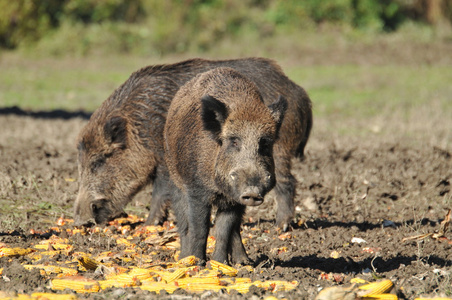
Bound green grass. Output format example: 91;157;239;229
1;52;451;121
286;64;452;118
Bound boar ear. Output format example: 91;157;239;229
201;95;228;141
268;95;288;134
104;116;127;148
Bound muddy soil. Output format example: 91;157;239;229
0;63;451;299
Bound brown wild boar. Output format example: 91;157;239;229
74;58;312;230
164;67;288;264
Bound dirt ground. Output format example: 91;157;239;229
0;52;451;298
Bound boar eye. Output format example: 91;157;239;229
259;137;273;156
90;156;106;173
228;137;241;149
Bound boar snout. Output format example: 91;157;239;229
239;186;264;206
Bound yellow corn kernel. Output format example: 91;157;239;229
116;238;133;246
362;294;398;300
175;277;220;288
31;292;77;300
99;273;141;289
0;247;34;257
140;282;179;294
51;277;100;293
23;264;63;275
128;268;153;280
208;260;238;277
77;256;99;271
359;280;394;295
161;268;187;283
59;267;79;276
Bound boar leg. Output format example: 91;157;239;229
170;187;191;259
145;168;172;226
229;217;251;265
213;204;249;265
186;190;212;263
273;154;296;231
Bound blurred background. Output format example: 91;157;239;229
0;0;451;126
1;0;452;56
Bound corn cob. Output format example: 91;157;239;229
208;260;238;277
175;277;220;288
140;282;180;294
362;294;398;300
359;279;393;295
0;247;34;257
34;243;72;251
51;277;100;293
99;274;141;289
77;256;99;271
31;292;77;300
161;268;187;283
23;264;62;275
176;255;198;267
116;238;133;246
128;267;154;280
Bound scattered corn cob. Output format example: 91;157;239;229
0;247;34;257
176;255;198;267
175;277;220;288
208;260;238;277
361;294;398;300
128;267;154;280
359;279;394;295
98;273;141;289
23;264;62;275
161;268;187;283
51;277;100;293
77;256;99;271
140;282;180;294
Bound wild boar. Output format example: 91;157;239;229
164;67;287;264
